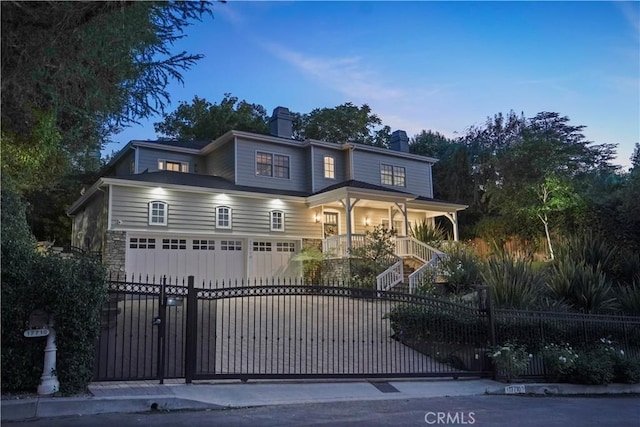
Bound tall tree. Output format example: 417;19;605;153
296;103;391;147
154;94;270;141
1;1;215;191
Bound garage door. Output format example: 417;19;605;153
250;240;300;279
126;236;245;284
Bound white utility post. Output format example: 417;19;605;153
37;320;59;395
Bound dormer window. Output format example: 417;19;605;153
324;156;335;179
256;151;290;179
380;164;405;187
158;159;188;172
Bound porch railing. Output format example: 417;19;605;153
322;234;367;257
394;237;443;263
408;252;447;294
376;256;403;292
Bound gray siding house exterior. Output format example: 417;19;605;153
69;107;466;284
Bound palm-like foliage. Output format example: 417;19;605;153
481;256;546;309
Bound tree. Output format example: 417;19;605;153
1;1;215;191
527;176;583;260
154;94;270;141
296;103;391;147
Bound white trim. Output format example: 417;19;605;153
148;201;168;226
323;155;336;179
310;145;316;192
215;206;232;229
107;184;113;230
270;210;285;232
255;149;291;180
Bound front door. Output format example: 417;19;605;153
324;212;339;238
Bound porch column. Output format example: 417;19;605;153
394;202;408;237
443;212;460;241
340;197;359;254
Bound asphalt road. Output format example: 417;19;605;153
7;395;640;427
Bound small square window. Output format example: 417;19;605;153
380;164;406;187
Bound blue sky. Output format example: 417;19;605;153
109;1;640;169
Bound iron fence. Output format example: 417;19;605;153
93;277;640;383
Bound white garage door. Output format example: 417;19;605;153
250;240;300;280
126;236;245;284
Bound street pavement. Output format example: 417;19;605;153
2;378;639;423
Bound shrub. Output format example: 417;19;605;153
410;219;446;245
569;347;615;385
541;343;579;382
1;185;107;394
438;243;482;294
488;342;532;381
547;262;618;313
616;282;640;316
481;255;545;309
348;225;396;288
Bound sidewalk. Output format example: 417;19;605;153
2;378;639;422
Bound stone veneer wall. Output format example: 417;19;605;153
104;230;126;279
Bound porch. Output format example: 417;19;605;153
322;234;446;294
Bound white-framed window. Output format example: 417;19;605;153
216;206;232;229
380;164;406;187
256;151;290;179
270;210;285;231
324;156;335;179
148;201;168;226
158;159;189;172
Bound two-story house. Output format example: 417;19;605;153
68;107;466;287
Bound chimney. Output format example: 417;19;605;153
269;106;293;139
390;130;409;153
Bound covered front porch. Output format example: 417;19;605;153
307;182;467;292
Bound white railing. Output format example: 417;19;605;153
394;237;444;263
376;256;403;292
322;234;367;258
408;252;448;294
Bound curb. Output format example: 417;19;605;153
485;383;640;396
1;396;224;422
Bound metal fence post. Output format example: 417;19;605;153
185;276;197;384
157;276;166;384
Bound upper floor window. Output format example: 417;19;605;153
216;206;232;229
256;151;290;179
148;201;168;226
158;159;188;172
380;164;406;187
270;210;284;231
324;156;335;179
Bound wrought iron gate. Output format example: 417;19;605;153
94;276;492;382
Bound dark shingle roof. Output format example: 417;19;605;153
132;139;211;150
312;180;414;196
113;171;309;197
